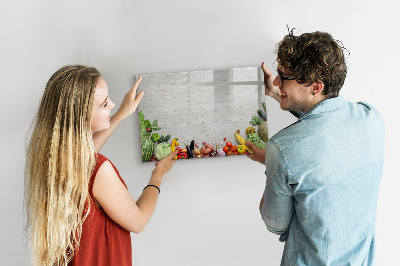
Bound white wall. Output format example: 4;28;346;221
1;0;399;265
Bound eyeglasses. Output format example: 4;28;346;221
277;70;297;86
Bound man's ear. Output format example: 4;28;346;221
312;82;324;96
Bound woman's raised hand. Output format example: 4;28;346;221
116;76;144;119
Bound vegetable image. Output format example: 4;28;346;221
246;133;266;149
258;121;268;143
187;141;194;158
177;152;188;159
215;142;226;156
171;138;179;160
139;111;152;141
151;133;161;142
152;120;161;131
141;138;154;162
257;108;267;121
246;127;256;135
159;134;171;143
237;145;246;155
234;130;254;154
249;108;268;143
262;101;267;113
139;111;155;162
250;115;262;126
154;142;172;160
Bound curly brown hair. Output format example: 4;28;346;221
277;30;348;98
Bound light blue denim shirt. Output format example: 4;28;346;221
260;96;385;266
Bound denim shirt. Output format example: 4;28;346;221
260;96;385;266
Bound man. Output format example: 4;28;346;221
246;31;385;265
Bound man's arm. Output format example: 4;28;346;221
259;140;294;240
93;77;144;152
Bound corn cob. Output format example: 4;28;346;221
234;130;254;153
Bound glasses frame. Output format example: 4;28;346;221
277;70;297;86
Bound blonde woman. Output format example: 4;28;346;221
25;65;178;266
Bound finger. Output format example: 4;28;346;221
168;150;179;159
245;141;256;150
134;90;144;103
261;62;272;76
130;76;143;94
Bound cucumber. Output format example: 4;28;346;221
158;134;165;143
163;134;171;143
258;108;267;121
141;138;154;162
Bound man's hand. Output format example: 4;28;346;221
245;141;266;165
262;62;281;103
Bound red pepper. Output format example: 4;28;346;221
178;152;187;159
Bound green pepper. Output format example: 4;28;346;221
151;133;161;142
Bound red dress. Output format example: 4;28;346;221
69;153;132;266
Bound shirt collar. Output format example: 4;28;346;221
298;95;350;121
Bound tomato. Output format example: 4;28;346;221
231;145;237;152
227;150;234;156
226;141;232;147
234;151;239;155
223;146;229;153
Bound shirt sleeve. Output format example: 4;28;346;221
260;139;294;241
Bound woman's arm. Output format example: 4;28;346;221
93;77;144;152
92;150;178;233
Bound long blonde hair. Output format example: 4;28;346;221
25;65;101;265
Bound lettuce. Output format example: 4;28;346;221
154;142;172;160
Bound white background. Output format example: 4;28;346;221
1;0;399;265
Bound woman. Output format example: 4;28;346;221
25;65;178;265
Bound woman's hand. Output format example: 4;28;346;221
262;62;281;103
92;77;144;152
152;150;179;178
115;76;144;120
245;141;266;165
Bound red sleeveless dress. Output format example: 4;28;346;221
69;153;132;266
